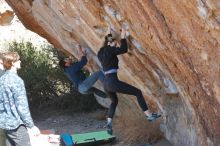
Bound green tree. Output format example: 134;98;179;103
8;41;68;107
7;41;101;111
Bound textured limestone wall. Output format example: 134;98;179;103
4;0;220;145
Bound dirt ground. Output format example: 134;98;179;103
34;109;172;146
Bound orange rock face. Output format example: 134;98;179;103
5;0;220;145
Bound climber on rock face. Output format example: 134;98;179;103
59;45;107;99
97;26;161;135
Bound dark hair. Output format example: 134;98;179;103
59;58;66;69
102;34;113;48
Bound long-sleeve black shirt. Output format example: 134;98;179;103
98;39;127;71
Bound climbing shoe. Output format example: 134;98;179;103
106;122;113;135
146;113;161;122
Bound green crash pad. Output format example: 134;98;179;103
72;130;116;146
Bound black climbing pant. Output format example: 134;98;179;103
104;73;148;118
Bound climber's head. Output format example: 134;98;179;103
59;57;72;69
103;34;116;47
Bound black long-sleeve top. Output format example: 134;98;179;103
98;39;127;72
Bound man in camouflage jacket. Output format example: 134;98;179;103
0;52;40;146
0;53;4;76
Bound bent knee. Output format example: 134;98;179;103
135;89;142;96
111;99;118;106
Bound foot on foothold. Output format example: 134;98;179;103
106;122;113;135
146;113;161;122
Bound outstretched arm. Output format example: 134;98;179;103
75;44;86;59
112;28;128;55
77;55;87;69
74;45;88;69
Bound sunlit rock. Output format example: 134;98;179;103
4;0;220;145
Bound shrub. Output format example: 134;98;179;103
7;41;101;111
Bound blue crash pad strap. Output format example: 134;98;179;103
61;133;73;146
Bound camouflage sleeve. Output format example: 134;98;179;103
12;78;34;128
